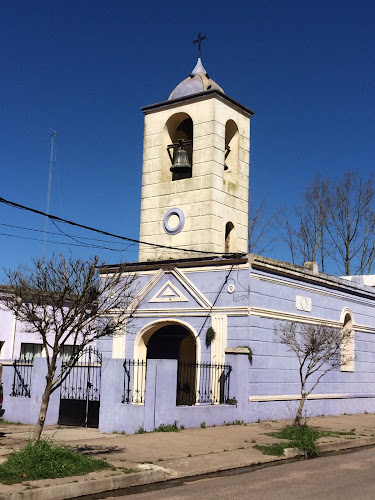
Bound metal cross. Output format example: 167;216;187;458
193;32;206;58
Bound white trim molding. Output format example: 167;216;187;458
249;393;375;402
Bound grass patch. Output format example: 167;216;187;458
262;424;356;458
254;443;290;456
266;425;319;457
0;439;111;485
154;421;180;433
0;419;22;426
318;429;356;438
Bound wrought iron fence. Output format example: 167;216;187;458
177;361;232;406
122;359;146;404
11;358;33;398
60;347;102;401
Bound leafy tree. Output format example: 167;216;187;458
274;321;353;426
1;254;137;441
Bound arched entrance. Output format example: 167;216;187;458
134;320;200;364
134;321;199;406
147;324;196;362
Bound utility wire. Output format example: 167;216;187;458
0;196;245;258
0;223;129;245
0;230;138;252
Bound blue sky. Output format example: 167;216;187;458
0;1;374;274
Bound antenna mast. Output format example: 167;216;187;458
43;129;56;258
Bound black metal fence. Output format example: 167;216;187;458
11;358;33;398
58;347;102;428
177;361;232;406
122;359;146;404
60;347;102;401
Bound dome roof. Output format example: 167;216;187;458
168;58;224;100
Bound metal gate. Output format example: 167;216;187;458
58;347;102;428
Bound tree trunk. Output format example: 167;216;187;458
33;374;54;441
294;390;307;426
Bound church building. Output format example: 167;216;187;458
2;46;375;432
95;52;375;432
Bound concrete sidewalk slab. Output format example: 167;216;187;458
0;413;375;499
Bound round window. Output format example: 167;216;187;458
163;208;185;235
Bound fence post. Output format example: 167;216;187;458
98;357;124;433
144;359;178;431
225;348;250;421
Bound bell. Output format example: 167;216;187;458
170;141;191;173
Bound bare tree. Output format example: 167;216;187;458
248;199;278;255
0;254;137;440
274;321;353;426
275;209;298;265
326;171;375;275
276;175;331;270
295;174;331;272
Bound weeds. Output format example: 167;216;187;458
254;443;289;457
0;438;111;485
135;426;147;434
258;424;357;459
154;421;180;433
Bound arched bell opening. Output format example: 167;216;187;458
163;112;193;181
225;221;236;253
224;119;239;186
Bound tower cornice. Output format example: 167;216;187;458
141;90;254;118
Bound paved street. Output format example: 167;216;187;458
106;448;375;499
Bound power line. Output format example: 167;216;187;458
0;223;129;245
0;230;138;252
0;196;245;257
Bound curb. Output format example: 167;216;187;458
0;469;168;500
1;437;375;500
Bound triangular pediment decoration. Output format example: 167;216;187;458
126;268;212;312
149;280;188;303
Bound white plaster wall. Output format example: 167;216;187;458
138;94;251;261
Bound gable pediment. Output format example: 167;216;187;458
129;268;212;311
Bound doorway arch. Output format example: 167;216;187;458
133;319;200;364
133;320;200;406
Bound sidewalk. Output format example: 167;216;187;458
1;413;375;499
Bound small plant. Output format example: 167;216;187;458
238;345;253;365
180;425;185;430
226;397;237;406
234;420;244;425
205;327;216;347
135;426;147;434
155;421;180;433
200;422;206;429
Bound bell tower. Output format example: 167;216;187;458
138;50;253;261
